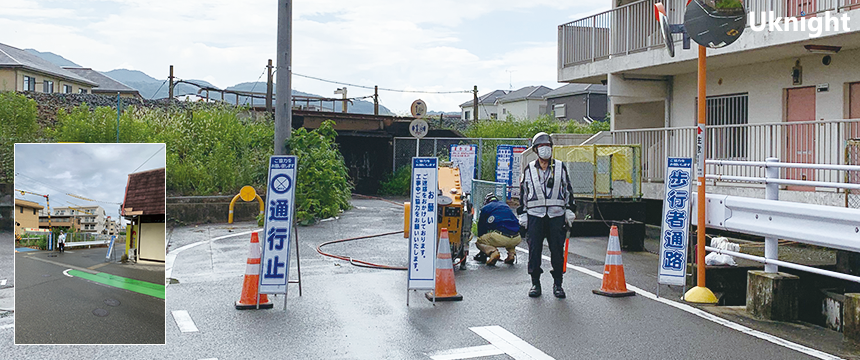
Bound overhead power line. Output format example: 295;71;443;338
292;72;472;94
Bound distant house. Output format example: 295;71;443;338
543;83;608;123
0;42;97;93
122;168;165;262
495;85;553;120
14;199;43;236
459;90;508;120
63;67;141;98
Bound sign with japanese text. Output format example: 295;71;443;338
495;145;528;199
106;235;116;260
409;119;429;139
449;144;477;194
658;157;693;286
259;155;298;294
408;157;438;290
696;124;705;179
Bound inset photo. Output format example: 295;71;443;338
13;143;165;345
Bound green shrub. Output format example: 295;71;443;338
0;92;39;183
378;166;411;196
288;120;352;225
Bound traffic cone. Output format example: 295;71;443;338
425;228;463;302
235;232;274;309
592;226;635;297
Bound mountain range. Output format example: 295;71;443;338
26;49;395;115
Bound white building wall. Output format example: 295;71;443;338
671;47;860;126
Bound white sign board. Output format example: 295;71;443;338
411;99;427;118
408;157;438;290
449;144;477;194
510;146;527;198
259;155;298;294
409;119;429;139
658;157;693;286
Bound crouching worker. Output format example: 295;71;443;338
474;193;521;266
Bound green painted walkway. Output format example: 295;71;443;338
68;270;165;299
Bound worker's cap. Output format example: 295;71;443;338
484;193;499;205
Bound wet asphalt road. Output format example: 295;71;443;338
0;199;848;359
14;247;165;344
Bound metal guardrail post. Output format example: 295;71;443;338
764;157;780;273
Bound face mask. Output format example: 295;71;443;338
537;146;552;160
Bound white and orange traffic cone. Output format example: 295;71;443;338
592;225;635;297
235;232;274;309
425;228;463;302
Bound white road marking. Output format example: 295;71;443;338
429;344;504;360
471;326;554;360
429;326;552;360
171;310;199;333
0;324;13;330
516;246;844;360
165;229;260;284
62;269;72;277
0;279;6;286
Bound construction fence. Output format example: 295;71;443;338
393;137;642;200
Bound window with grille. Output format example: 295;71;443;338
696;93;749;159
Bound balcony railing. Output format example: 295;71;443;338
611;119;860;183
559;0;860;67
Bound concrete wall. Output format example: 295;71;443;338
614;101;665;130
0;69;15;91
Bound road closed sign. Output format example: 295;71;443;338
259;155;298;294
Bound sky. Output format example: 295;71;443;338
13;143;166;227
0;0;610;114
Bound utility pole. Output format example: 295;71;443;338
275;0;292;155
266;59;274;114
168;65;174;101
472;85;478;121
334;87;348;113
373;85;379;115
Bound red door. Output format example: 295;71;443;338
785;87;816;190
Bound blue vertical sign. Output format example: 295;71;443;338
408;157;438;290
259;155;297;294
106;235;116;260
495;145;527;199
658;158;693;286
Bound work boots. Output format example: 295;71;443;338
503;251;515;264
553;284;566;299
486;251;500;266
528;276;541;297
473;251;487;263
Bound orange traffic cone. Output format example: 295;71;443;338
235;232;274;309
592;225;635;297
425;228;463;302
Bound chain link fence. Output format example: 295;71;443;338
393;137;531;185
553;145;642;199
848;139;859;209
471;180;508;221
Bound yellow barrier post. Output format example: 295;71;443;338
229;186;265;224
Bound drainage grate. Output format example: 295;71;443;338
104;299;120;307
92;308;109;317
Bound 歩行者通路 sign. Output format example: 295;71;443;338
658;158;693;286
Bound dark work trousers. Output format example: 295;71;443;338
526;214;567;285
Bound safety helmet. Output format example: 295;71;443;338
532;132;552;148
483;192;499;205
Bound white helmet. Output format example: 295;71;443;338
532;132;552;148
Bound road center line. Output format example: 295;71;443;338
172;310;199;333
516;246;843;360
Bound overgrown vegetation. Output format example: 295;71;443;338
0;92;40;183
378;166;411;196
463;114;608;139
288;120;353;224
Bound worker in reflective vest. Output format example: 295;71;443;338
517;132;576;298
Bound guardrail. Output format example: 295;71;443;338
695;157;860;283
559;0;860;67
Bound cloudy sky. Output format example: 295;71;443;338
0;0;609;114
14;143;166;226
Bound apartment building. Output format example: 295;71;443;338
41;206;106;234
13;199;43;236
558;0;860;203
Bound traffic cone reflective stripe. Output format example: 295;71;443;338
236;232;274;309
592;226;635;297
426;228;463;302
